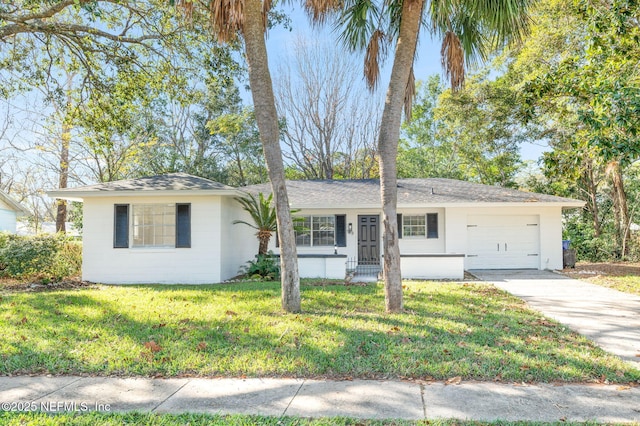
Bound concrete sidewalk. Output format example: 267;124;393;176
471;269;640;368
1;376;639;422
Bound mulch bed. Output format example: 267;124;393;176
562;262;640;278
0;277;95;293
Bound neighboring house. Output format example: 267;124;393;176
48;173;584;284
0;190;28;234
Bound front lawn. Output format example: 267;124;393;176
0;280;637;382
0;412;605;426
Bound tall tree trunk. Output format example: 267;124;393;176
56;84;73;233
56;127;69;233
582;160;601;237
243;0;300;312
606;160;630;258
378;0;423;313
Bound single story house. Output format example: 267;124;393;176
0;190;28;234
48;173;584;284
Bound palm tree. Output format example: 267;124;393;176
310;0;532;312
178;0;300;312
233;192;277;256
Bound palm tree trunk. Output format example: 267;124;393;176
243;0;301;312
378;0;423;313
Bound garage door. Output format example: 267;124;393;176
466;215;540;269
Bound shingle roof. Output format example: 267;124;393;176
242;178;583;208
50;173;236;195
0;190;28;214
47;173;241;201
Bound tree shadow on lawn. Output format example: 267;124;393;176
0;282;638;383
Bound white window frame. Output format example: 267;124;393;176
131;203;176;248
402;213;439;239
402;215;426;238
295;215;336;247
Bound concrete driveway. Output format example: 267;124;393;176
471;269;640;369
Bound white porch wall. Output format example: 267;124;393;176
398;207;446;253
220;197;260;280
82;195;224;284
269;208;448;257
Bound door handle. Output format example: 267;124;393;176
497;243;500;251
505;243;507;251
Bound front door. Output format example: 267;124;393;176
358;215;380;264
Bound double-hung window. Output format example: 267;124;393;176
399;213;438;239
113;203;191;248
295;215;347;247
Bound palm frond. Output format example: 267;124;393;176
234;192;277;232
304;0;343;26
404;66;415;121
430;0;531;89
364;29;386;89
336;0;383;52
208;0;244;43
441;30;465;90
262;0;273;31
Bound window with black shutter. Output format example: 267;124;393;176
397;214;403;239
113;204;129;248
176;203;191;248
335;214;346;247
427;213;438;239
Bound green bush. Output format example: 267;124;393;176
0;233;82;282
242;252;279;280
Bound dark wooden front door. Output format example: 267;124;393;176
358;215;380;264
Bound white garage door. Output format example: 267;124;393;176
466;215;540;269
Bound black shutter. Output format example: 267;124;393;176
397;214;403;239
427;213;438;239
176;203;191;248
113;204;129;248
335;214;346;247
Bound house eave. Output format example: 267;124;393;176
47;189;244;202
0;192;28;215
289;201;586;210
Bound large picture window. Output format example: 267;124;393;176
132;204;176;248
113;203;191;249
295;215;335;247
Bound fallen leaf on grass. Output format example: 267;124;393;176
617;385;631;391
144;341;162;353
225;310;238;317
456;341;467;348
152;323;166;329
445;376;462;385
20;317;27;324
196;342;207;351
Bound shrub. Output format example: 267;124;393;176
0;233;82;282
241;252;279;280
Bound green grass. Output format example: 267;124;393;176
0;280;637;382
586;275;640;296
0;412;613;426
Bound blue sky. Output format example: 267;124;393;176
254;4;547;162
